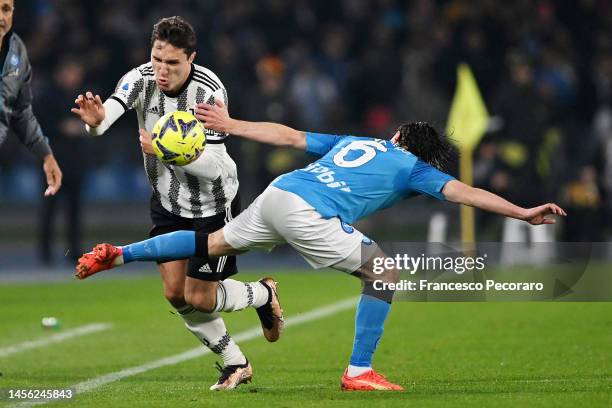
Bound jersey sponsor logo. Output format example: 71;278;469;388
198;263;213;273
341;221;354;234
121;82;129;91
302;162;352;192
362;236;373;245
205;127;223;137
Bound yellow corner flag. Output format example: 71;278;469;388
446;63;489;243
447;64;489;152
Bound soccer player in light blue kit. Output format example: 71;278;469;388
77;100;566;391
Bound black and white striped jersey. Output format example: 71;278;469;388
104;62;238;218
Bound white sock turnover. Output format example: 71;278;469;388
347;364;372;377
214;279;269;312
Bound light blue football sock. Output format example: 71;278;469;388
121;231;196;263
349;294;391;368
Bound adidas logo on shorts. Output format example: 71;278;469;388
199;264;213;273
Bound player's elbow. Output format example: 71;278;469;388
442;180;474;206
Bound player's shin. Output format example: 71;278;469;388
347;292;392;377
177;305;246;366
121;231;202;263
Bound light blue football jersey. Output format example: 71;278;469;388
271;132;456;224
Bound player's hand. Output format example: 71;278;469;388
42;154;62;196
195;98;233;133
522;203;567;225
139;129;155;155
71;91;105;127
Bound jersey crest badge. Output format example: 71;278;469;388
341;221;354;234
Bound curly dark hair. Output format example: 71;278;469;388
396;122;458;171
151;16;197;55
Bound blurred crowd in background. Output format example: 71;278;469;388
1;0;611;263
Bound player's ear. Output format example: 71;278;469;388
188;52;196;64
391;131;400;144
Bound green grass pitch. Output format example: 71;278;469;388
0;270;610;407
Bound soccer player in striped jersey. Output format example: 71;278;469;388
70;16;280;390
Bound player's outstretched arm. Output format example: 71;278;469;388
195;99;307;149
71;92;127;136
442;180;566;225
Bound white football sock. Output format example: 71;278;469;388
177;305;246;366
347;364;372;377
214;279;269;312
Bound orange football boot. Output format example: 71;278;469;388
341;368;404;391
75;243;123;280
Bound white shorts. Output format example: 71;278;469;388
223;186;377;272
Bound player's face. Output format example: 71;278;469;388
0;0;14;38
151;40;195;93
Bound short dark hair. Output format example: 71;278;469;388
151;16;197;55
397;122;458;171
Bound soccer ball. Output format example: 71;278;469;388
151;111;206;166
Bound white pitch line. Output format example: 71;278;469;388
0;323;113;358
11;297;358;407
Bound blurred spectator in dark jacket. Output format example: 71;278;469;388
37;58;90;265
239;56;300;201
562;165;604;241
490;54;552;207
289;57;339;130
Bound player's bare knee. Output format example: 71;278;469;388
354;247;399;284
163;287;186;308
378;266;400;284
185;292;215;313
184;285;216;313
185;278;218;313
351;248;398;303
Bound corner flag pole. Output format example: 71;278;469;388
459;147;475;243
446;64;489;243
